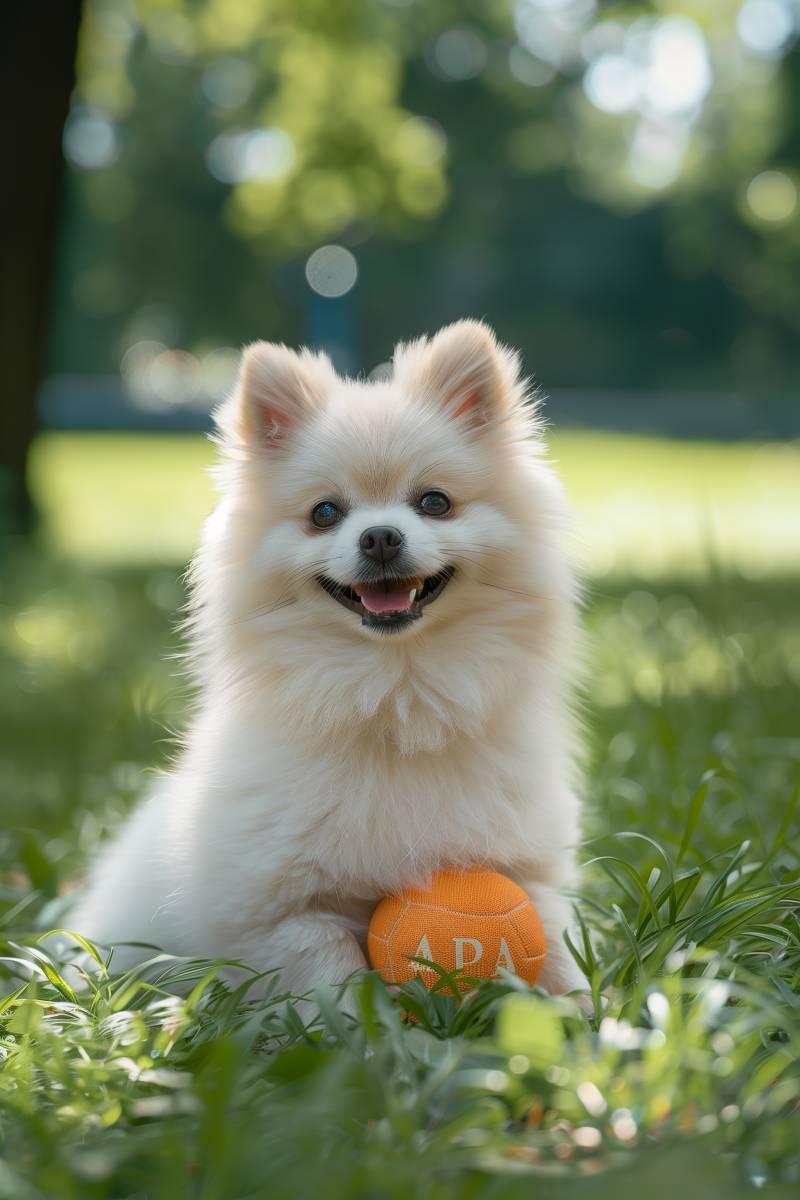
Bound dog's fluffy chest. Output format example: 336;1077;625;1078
187;710;538;907
298;737;532;893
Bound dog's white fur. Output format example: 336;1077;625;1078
71;320;585;998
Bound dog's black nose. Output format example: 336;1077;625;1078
359;525;404;563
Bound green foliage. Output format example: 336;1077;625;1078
51;0;800;393
1;524;798;1195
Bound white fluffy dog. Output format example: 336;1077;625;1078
71;320;585;999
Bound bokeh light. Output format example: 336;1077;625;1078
305;245;358;298
146;9;196;63
119;341;216;411
429;28;487;80
581;20;626;62
200;56;254;108
746;169;797;222
391;117;447;166
147;350;202;408
62;107;119;170
205;128;294;184
636;18;711;116
583;17;711;119
199;347;240;401
737;0;796;57
508;45;556;87
583;53;638;113
514;0;594;68
120;340;166;408
628;119;688;189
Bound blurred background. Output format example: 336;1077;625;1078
0;0;798;872
3;0;800;564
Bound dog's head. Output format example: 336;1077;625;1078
200;321;573;745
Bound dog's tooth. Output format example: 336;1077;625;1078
409;588;417;602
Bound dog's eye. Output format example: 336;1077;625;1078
417;491;451;517
311;501;343;529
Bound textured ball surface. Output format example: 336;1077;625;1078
368;868;547;988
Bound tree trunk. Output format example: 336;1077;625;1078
0;1;82;535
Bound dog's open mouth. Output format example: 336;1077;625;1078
317;568;454;632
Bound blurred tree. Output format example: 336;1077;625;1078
1;2;82;533
47;0;800;407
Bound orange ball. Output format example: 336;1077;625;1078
368;867;546;989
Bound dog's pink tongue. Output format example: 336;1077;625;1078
357;584;414;614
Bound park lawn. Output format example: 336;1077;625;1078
0;431;798;1198
28;430;800;575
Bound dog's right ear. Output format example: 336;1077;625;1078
219;341;334;451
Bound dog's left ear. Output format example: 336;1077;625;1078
393;320;522;431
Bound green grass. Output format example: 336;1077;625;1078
1;432;798;1198
29;431;800;574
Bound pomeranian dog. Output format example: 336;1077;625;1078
71;320;585;1000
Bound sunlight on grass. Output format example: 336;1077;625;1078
29;431;800;575
553;433;800;579
29;434;214;564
